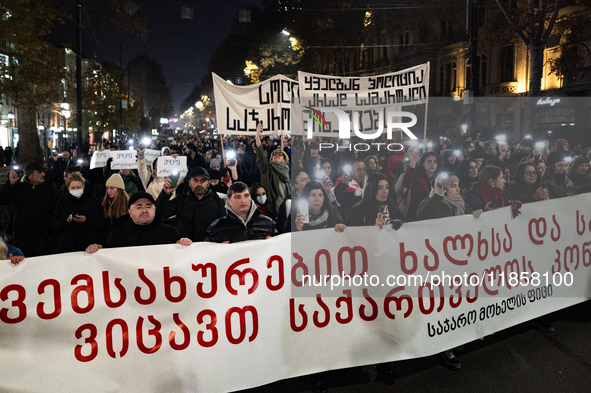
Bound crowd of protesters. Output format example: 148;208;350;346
1;123;591;386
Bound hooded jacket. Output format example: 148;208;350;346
51;187;104;253
106;214;180;248
256;144;291;213
156;186;226;242
205;200;277;243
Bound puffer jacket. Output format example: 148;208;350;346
205;200;277;243
156;187;226;242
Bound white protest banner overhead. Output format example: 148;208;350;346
295;63;430;139
1;194;590;392
144;149;161;167
89;150;111;170
110;151;138;170
212;72;299;136
156;156;187;178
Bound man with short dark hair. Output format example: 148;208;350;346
205;182;277;243
185;143;207;170
0;162;57;256
85;192;191;253
156;167;226;242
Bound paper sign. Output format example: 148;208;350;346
89;150;111;169
111;151;138;170
156;156;188;177
144;149;161;166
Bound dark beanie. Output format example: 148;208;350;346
469;149;484;159
520;139;534;149
570;155;590;168
546;151;565;167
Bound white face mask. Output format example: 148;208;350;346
257;195;267;205
69;189;84;198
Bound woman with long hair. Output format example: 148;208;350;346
292;181;345;232
250;182;276;218
507;162;548;203
351;173;404;227
102;174;130;245
461;165;511;211
402;149;441;221
455;158;479;191
542;151;575;199
567;156;591;194
52;171;104;253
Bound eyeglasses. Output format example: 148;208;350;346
524;171;537;176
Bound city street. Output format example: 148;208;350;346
252;300;591;393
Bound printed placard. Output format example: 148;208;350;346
89;150;111;169
110;151;138;170
156;156;188;177
144;149;161;167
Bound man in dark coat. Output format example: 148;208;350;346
156;167;226;242
205;182;278;243
85;192;192;253
0;162;57;257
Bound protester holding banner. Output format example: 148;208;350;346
101;174;130;245
86;192;192;253
567;156;591;194
542;151;576;199
461;165;510;211
402;150;440;221
506;162;548;203
350;172;405;227
255;123;292;214
156;167;226;242
205;182;277;243
0;162;57;257
292;180;345;232
0;233;24;266
51;172;104;254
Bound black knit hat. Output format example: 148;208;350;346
546;151;565;167
520;139;534;149
128;192;156;208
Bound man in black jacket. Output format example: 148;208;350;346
0;162;57;257
156;167;226;242
85;192;192;252
205;182;277;243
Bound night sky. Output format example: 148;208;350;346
83;0;264;114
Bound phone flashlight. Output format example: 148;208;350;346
316;170;326;180
226;151;236;159
427;142;434;148
439;172;449;179
343;164;352;175
298;199;310;224
142;137;152;146
12;165;19;171
454;150;461;156
77;159;83;164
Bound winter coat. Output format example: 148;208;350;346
417;193;474;220
334;175;365;225
156;187;226;242
567;172;591;194
0;179;57;242
120;171;143;197
51;188;104;253
461;184;511;211
350;200;405;226
401;166;432;222
106;214;180;249
205;201;277;243
256;144;291;213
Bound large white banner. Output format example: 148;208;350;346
212;72;300;136
296;63;430;138
1;194;590;392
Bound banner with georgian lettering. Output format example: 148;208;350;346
212;72;300;136
295;63;429;138
1;194;590;392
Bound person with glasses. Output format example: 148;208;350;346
506;162;548;203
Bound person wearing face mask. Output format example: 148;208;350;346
542;151;575;199
250;182;275;218
51;172;104;254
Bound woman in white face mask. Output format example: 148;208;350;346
249;182;276;219
52;171;105;254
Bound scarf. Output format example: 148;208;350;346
479;183;506;207
444;197;466;216
308;210;330;228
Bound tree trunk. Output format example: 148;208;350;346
17;103;43;164
527;41;545;97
